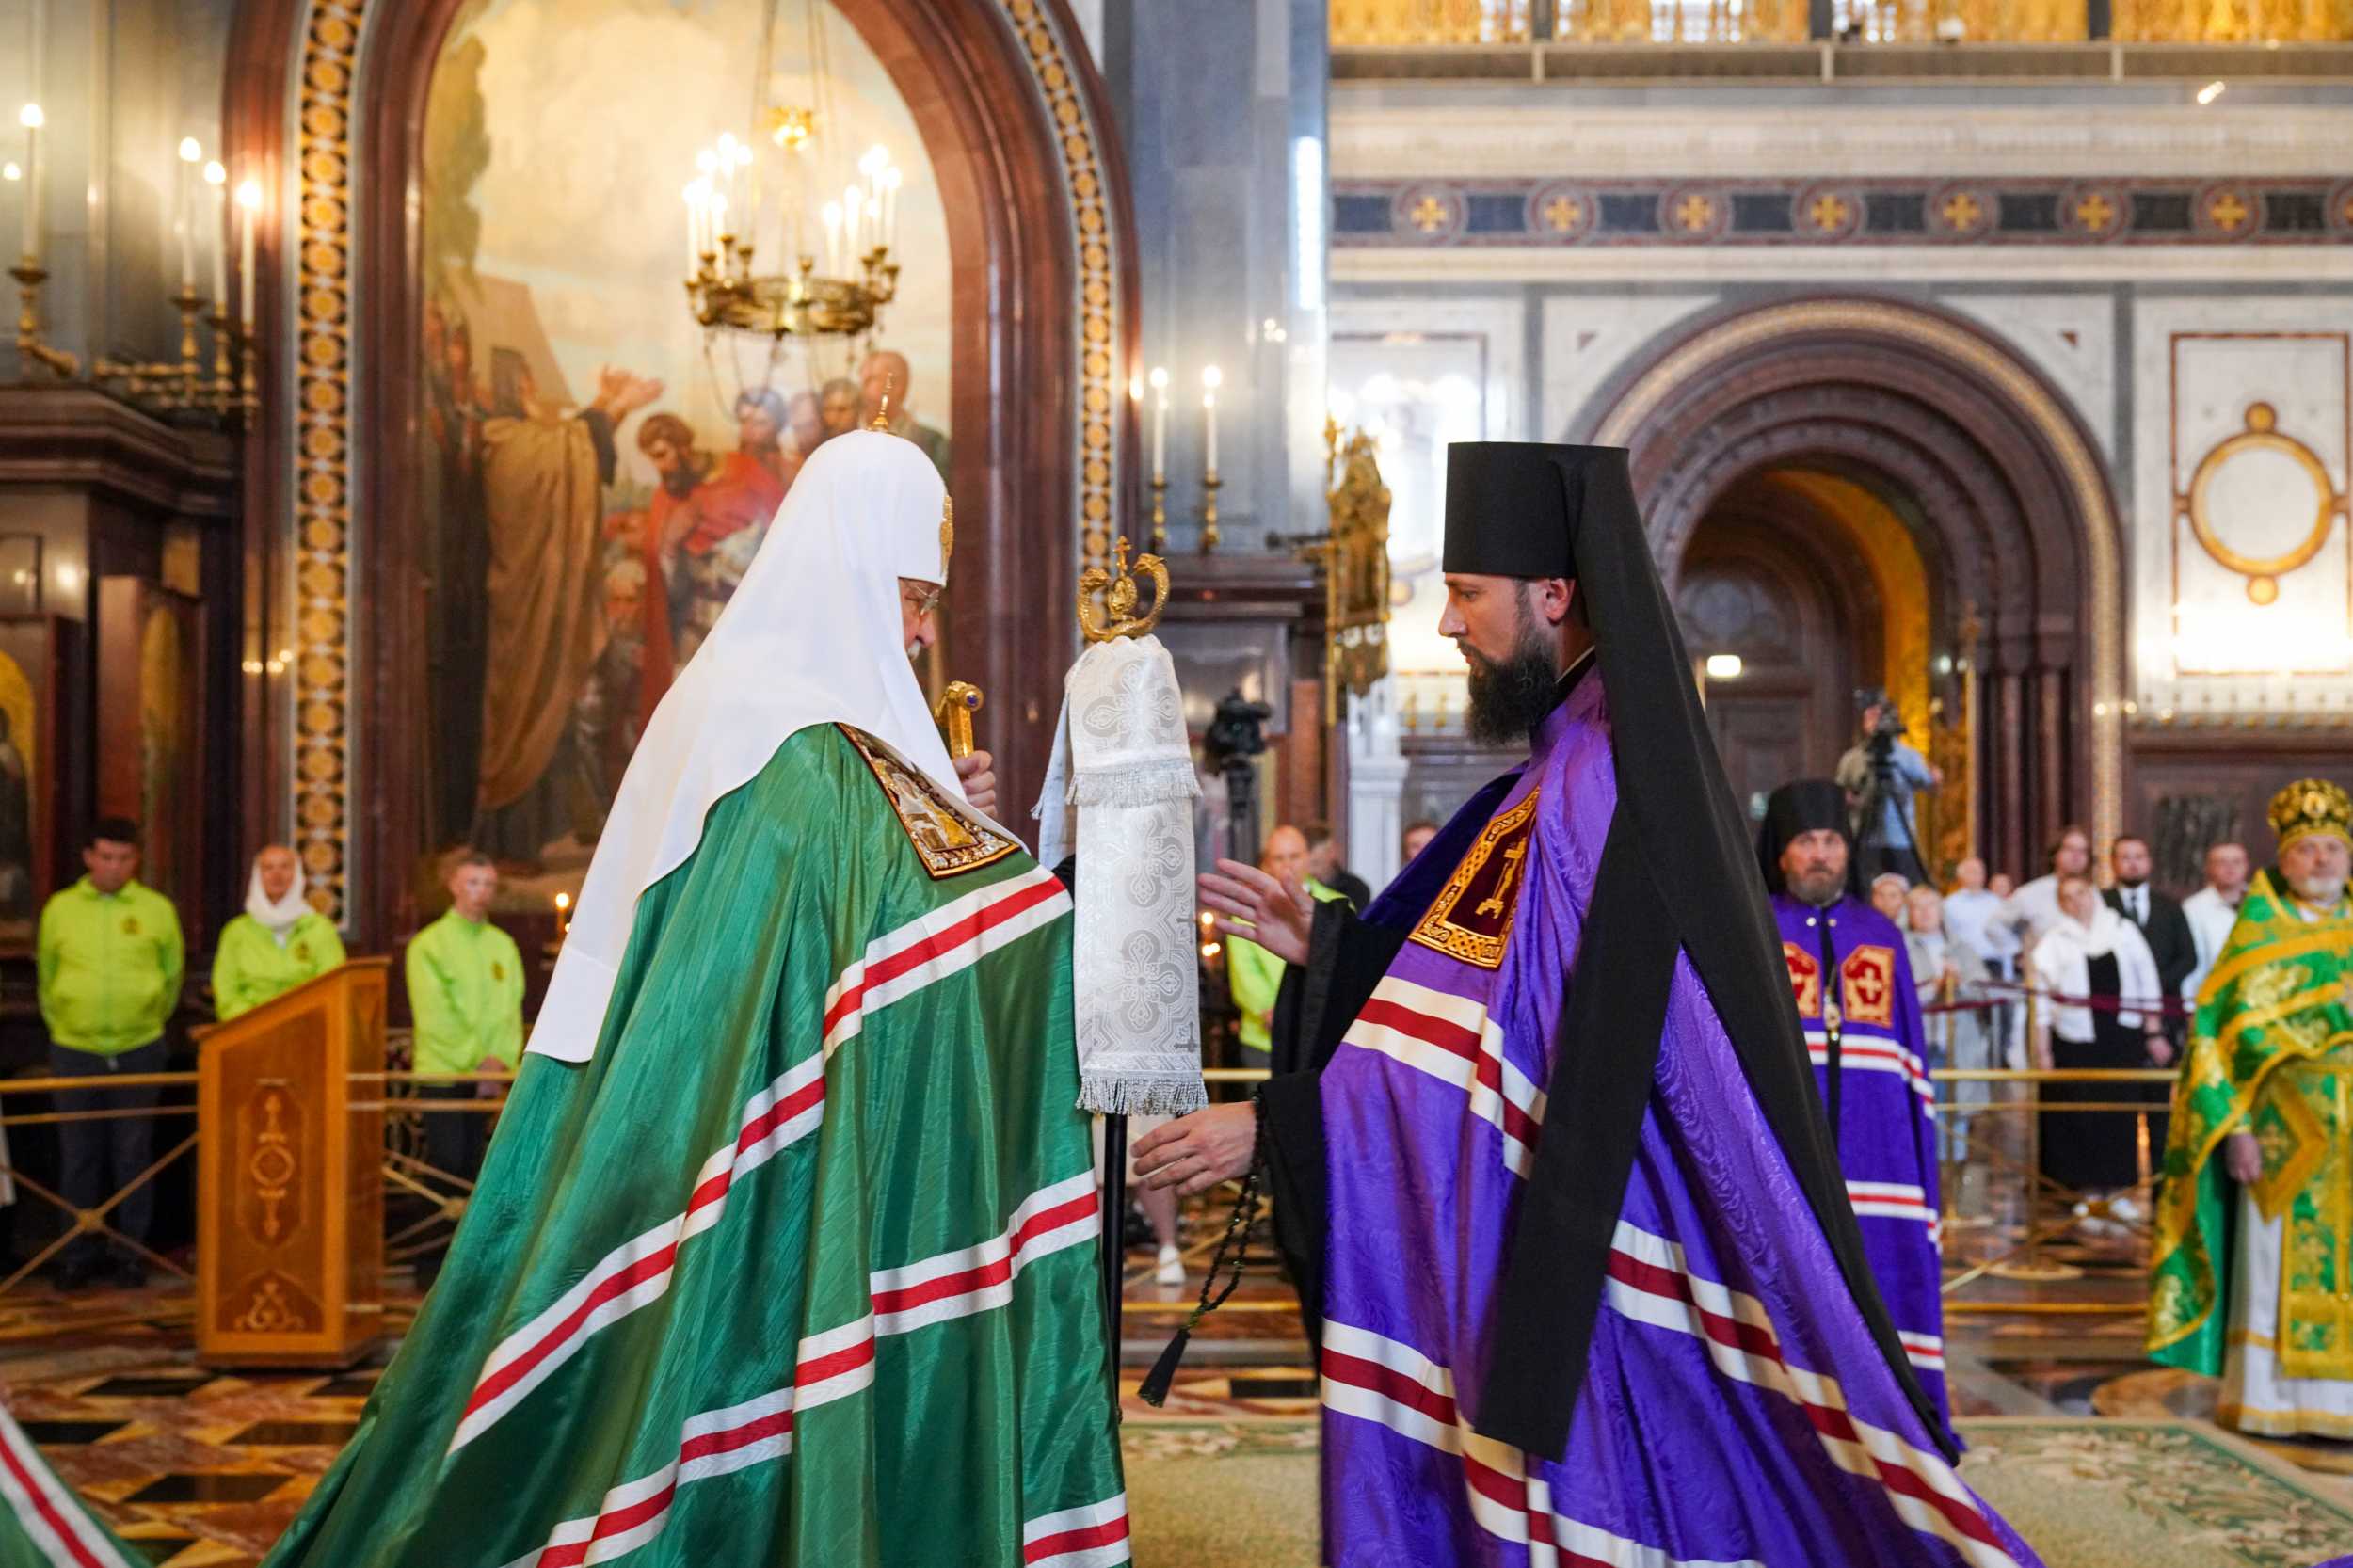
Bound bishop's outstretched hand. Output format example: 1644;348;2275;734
1199;858;1313;968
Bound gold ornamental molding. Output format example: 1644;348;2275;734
2181;401;2348;606
287;0;362;921
280;0;1119;922
1592;297;2125;856
1000;0;1122;574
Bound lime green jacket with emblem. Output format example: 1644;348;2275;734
405;908;525;1076
213;912;349;1022
37;876;185;1055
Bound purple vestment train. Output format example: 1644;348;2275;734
1312;672;2034;1566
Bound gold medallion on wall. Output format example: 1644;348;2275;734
2181;401;2349;606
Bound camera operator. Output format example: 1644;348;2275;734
1834;689;1942;885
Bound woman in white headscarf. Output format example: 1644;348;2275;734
2027;870;2170;1218
211;844;346;1021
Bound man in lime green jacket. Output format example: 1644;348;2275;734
36;816;184;1288
406;850;524;1285
213;844;348;1021
1226;824;1349;1065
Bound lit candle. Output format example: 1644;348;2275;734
234;177;260;328
175;136;201;290
18;104;42;265
881;166;902;252
1148;365;1169;482
844;184;864;262
1202;365;1223;476
822;200;841;276
203;160;227;305
715;133;739;231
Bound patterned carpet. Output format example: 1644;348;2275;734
1121;1418;2353;1568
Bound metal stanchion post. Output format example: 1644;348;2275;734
1988;983;2082;1283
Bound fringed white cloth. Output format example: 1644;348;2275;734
1035;635;1206;1116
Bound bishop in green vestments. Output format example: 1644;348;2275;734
2151;777;2353;1436
261;431;1127;1567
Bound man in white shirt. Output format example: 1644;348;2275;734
2006;824;2092;950
2179;840;2250;1003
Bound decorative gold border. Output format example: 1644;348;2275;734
2182;401;2347;606
840;725;1018;880
280;0;1116;923
1001;0;1119;571
1410;787;1538;969
288;1;362;921
1592;299;2125;858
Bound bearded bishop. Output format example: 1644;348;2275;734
2152;777;2353;1439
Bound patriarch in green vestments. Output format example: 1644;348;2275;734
211;845;346;1021
2151;777;2353;1436
260;428;1126;1567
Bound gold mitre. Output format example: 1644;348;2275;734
2269;777;2353;850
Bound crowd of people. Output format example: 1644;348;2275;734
26;820;524;1288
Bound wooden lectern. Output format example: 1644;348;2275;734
194;959;388;1368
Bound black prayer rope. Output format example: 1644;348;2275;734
1136;1087;1273;1408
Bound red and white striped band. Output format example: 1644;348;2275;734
501;1172;1108;1568
0;1403;131;1568
1321;1219;2016;1568
1319;1320;1763;1568
1341;974;1546;1178
1805;1033;1935;1109
1601;1220;2014;1565
455;866;1069;1455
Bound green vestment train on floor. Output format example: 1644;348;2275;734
261;429;1128;1567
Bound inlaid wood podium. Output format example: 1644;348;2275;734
193;959;388;1368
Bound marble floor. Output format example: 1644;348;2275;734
0;1217;2342;1566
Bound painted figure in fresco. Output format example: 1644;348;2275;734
640;410;787;667
818;376;861;444
787;388;827;461
470;351;663;869
859;348;952;478
733;387;795;490
0;708;33;918
423;296;491;852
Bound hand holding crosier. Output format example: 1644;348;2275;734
1134;1101;1258;1196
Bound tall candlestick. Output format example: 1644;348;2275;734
235;178;260;328
844;184;864;260
822;200;841;275
1147;365;1169;482
204;160;227;306
18;104;42;264
1201;365;1223;476
176;136;201;290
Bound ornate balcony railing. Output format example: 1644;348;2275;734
1330;0;1535;42
1331;0;2352;42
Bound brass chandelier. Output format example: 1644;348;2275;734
681;0;903;343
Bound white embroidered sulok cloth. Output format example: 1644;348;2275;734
1034;634;1206;1116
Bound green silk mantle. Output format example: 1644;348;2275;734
2149;868;2353;1378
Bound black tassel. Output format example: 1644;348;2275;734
1134;1088;1274;1410
1137;1327;1192;1407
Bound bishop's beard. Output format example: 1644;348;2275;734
2292;872;2348;906
1462;610;1562;744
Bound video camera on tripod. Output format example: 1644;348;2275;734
1849;686;1928;882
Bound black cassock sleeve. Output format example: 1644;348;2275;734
1258;899;1406;1346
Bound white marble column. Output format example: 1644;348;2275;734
1346;677;1409;892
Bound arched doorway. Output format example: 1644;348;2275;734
224;0;1131;938
1590;296;2123;880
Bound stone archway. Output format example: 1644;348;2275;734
1588;296;2123;877
224;0;1133;938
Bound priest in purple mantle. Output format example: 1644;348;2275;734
1138;442;2039;1567
1760;778;1954;1437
